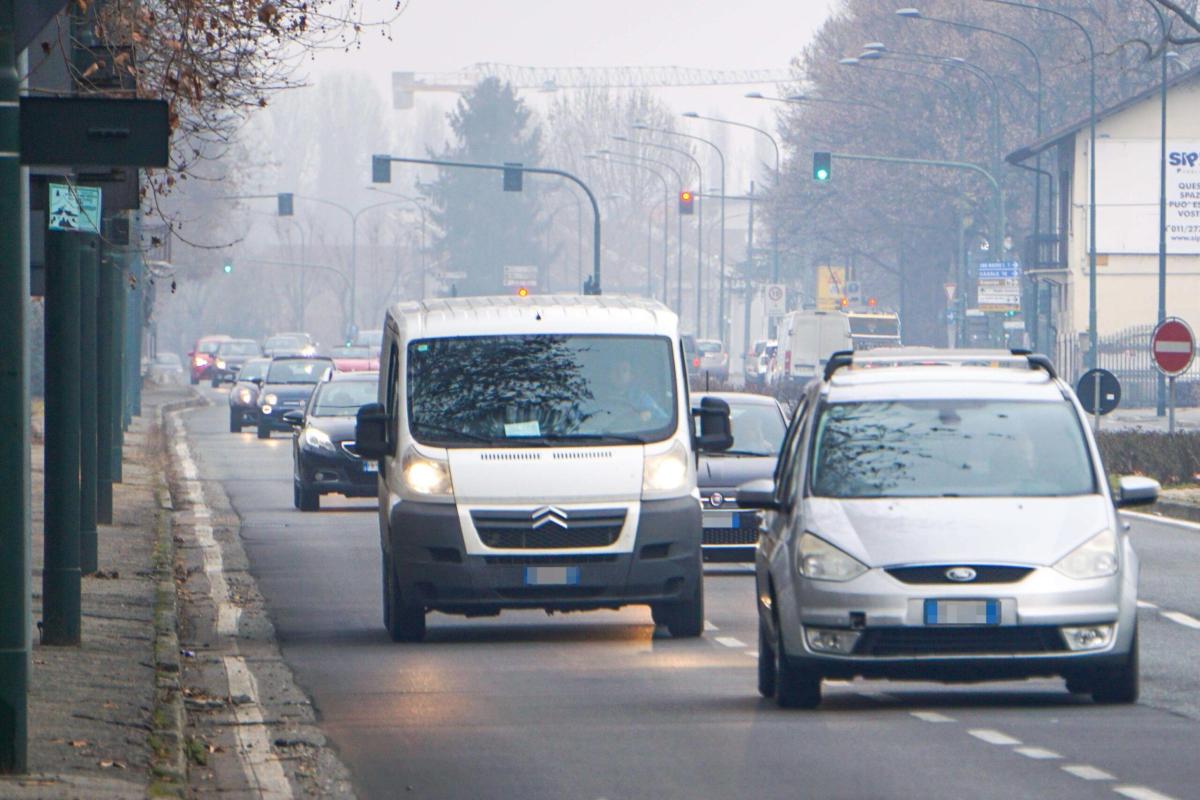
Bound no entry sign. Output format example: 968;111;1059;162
1151;317;1196;376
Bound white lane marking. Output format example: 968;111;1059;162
703;621;718;632
744;651;758;659
1137;600;1159;610
1161;610;1200;630
1113;787;1179;800
1062;765;1115;781
910;711;954;723
171;418;291;798
714;636;746;649
856;690;896;702
825;679;850;686
968;729;1022;746
225;656;294;799
1122;510;1200;532
1015;747;1061;760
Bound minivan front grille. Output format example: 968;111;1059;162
854;626;1066;657
884;565;1034;585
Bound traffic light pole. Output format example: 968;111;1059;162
79;235;99;574
0;0;30;771
375;156;603;295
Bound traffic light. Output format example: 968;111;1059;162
372;154;392;183
516;286;530;297
503;162;524;192
813;151;832;182
678;190;695;215
222;257;233;274
277;192;293;216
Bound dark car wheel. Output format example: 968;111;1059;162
297;482;320;512
190;373;199;385
257;424;270;440
383;555;426;642
774;625;821;709
651;572;704;638
1091;629;1139;704
229;409;242;433
210;375;221;388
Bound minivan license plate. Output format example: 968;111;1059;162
524;567;581;586
924;599;1000;625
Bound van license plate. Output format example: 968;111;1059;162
924;599;1000;625
524;567;580;586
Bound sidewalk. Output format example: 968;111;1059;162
1105;405;1200;432
0;384;198;799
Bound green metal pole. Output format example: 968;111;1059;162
129;246;142;417
96;247;114;523
79;235;99;574
42;225;83;646
0;0;30;771
112;246;125;480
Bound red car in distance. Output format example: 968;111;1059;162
329;345;380;373
188;334;232;384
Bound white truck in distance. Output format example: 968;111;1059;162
772;309;901;388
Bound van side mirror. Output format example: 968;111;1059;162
1116;475;1159;508
355;402;391;460
693;396;733;452
737;478;780;511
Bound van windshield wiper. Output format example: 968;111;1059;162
530;432;648;444
410;422;495;444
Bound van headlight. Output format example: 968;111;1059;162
303;426;335;453
642;440;690;499
1054;529;1119;579
402;448;453;499
796;532;868;582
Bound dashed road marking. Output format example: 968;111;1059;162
744;651;758;659
714;636;746;649
968;729;1022;746
1113;787;1178;800
1160;610;1200;630
704;621;718;632
910;711;954;723
1062;765;1115;781
1015;746;1061;760
1137;600;1159;610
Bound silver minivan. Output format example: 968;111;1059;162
739;349;1159;708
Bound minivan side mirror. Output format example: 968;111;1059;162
737;478;781;511
693;396;733;452
1115;475;1159;508
355;402;391;460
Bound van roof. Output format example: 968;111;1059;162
386;294;679;339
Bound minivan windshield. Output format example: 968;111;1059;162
810;399;1095;499
407;334;678;446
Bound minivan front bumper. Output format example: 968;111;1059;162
386;496;701;613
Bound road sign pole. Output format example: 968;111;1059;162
1093;370;1101;432
42;225;83;646
0;0;31;772
1169;376;1176;436
79;235;99;574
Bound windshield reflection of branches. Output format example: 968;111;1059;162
813;404;921;497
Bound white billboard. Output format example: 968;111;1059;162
1095;139;1200;255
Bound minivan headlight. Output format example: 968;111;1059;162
642;440;690;499
796;532;869;582
402;448;453;499
1054;528;1118;579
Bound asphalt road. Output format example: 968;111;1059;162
188;387;1200;800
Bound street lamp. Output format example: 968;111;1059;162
587;151;673;305
746;90;887;113
635;123;726;341
364;187;431;300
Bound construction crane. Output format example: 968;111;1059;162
392;64;794;109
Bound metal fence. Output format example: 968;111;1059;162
1054;324;1200;408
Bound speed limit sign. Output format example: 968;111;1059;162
765;284;786;316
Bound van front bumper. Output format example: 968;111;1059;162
386;496;701;613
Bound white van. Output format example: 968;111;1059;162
354;295;732;642
775;311;851;388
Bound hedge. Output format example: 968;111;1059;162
1095;430;1200;486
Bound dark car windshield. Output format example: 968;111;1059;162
810;399;1096;499
198;339;224;354
237;360;270;382
267;359;332;384
698;340;724;354
693;400;786;457
218;341;260;356
407;334;677;446
312;380;378;416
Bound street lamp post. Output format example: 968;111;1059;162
365;187;431;300
589;153;672;303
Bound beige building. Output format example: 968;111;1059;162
1010;66;1200;393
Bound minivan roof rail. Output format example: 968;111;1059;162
823;348;1059;381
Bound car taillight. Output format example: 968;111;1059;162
692;357;701;367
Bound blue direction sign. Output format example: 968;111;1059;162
48;183;101;234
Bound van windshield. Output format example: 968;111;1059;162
407;334;678;446
809;399;1095;498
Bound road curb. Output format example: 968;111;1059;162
147;390;208;797
1147;498;1200;526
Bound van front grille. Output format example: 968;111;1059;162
471;508;626;550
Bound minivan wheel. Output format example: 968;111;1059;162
383;556;426;642
256;424;270;440
229;409;242;433
758;615;777;698
651;575;704;638
1091;630;1139;704
774;626;821;709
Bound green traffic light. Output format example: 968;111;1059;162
815;168;829;181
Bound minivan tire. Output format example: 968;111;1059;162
229;410;242;433
1091;630;1139;704
774;626;821;709
383;556;426;642
651;575;704;638
758;616;777;698
257;424;270;440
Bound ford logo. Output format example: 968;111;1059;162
709;492;724;508
945;567;977;582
